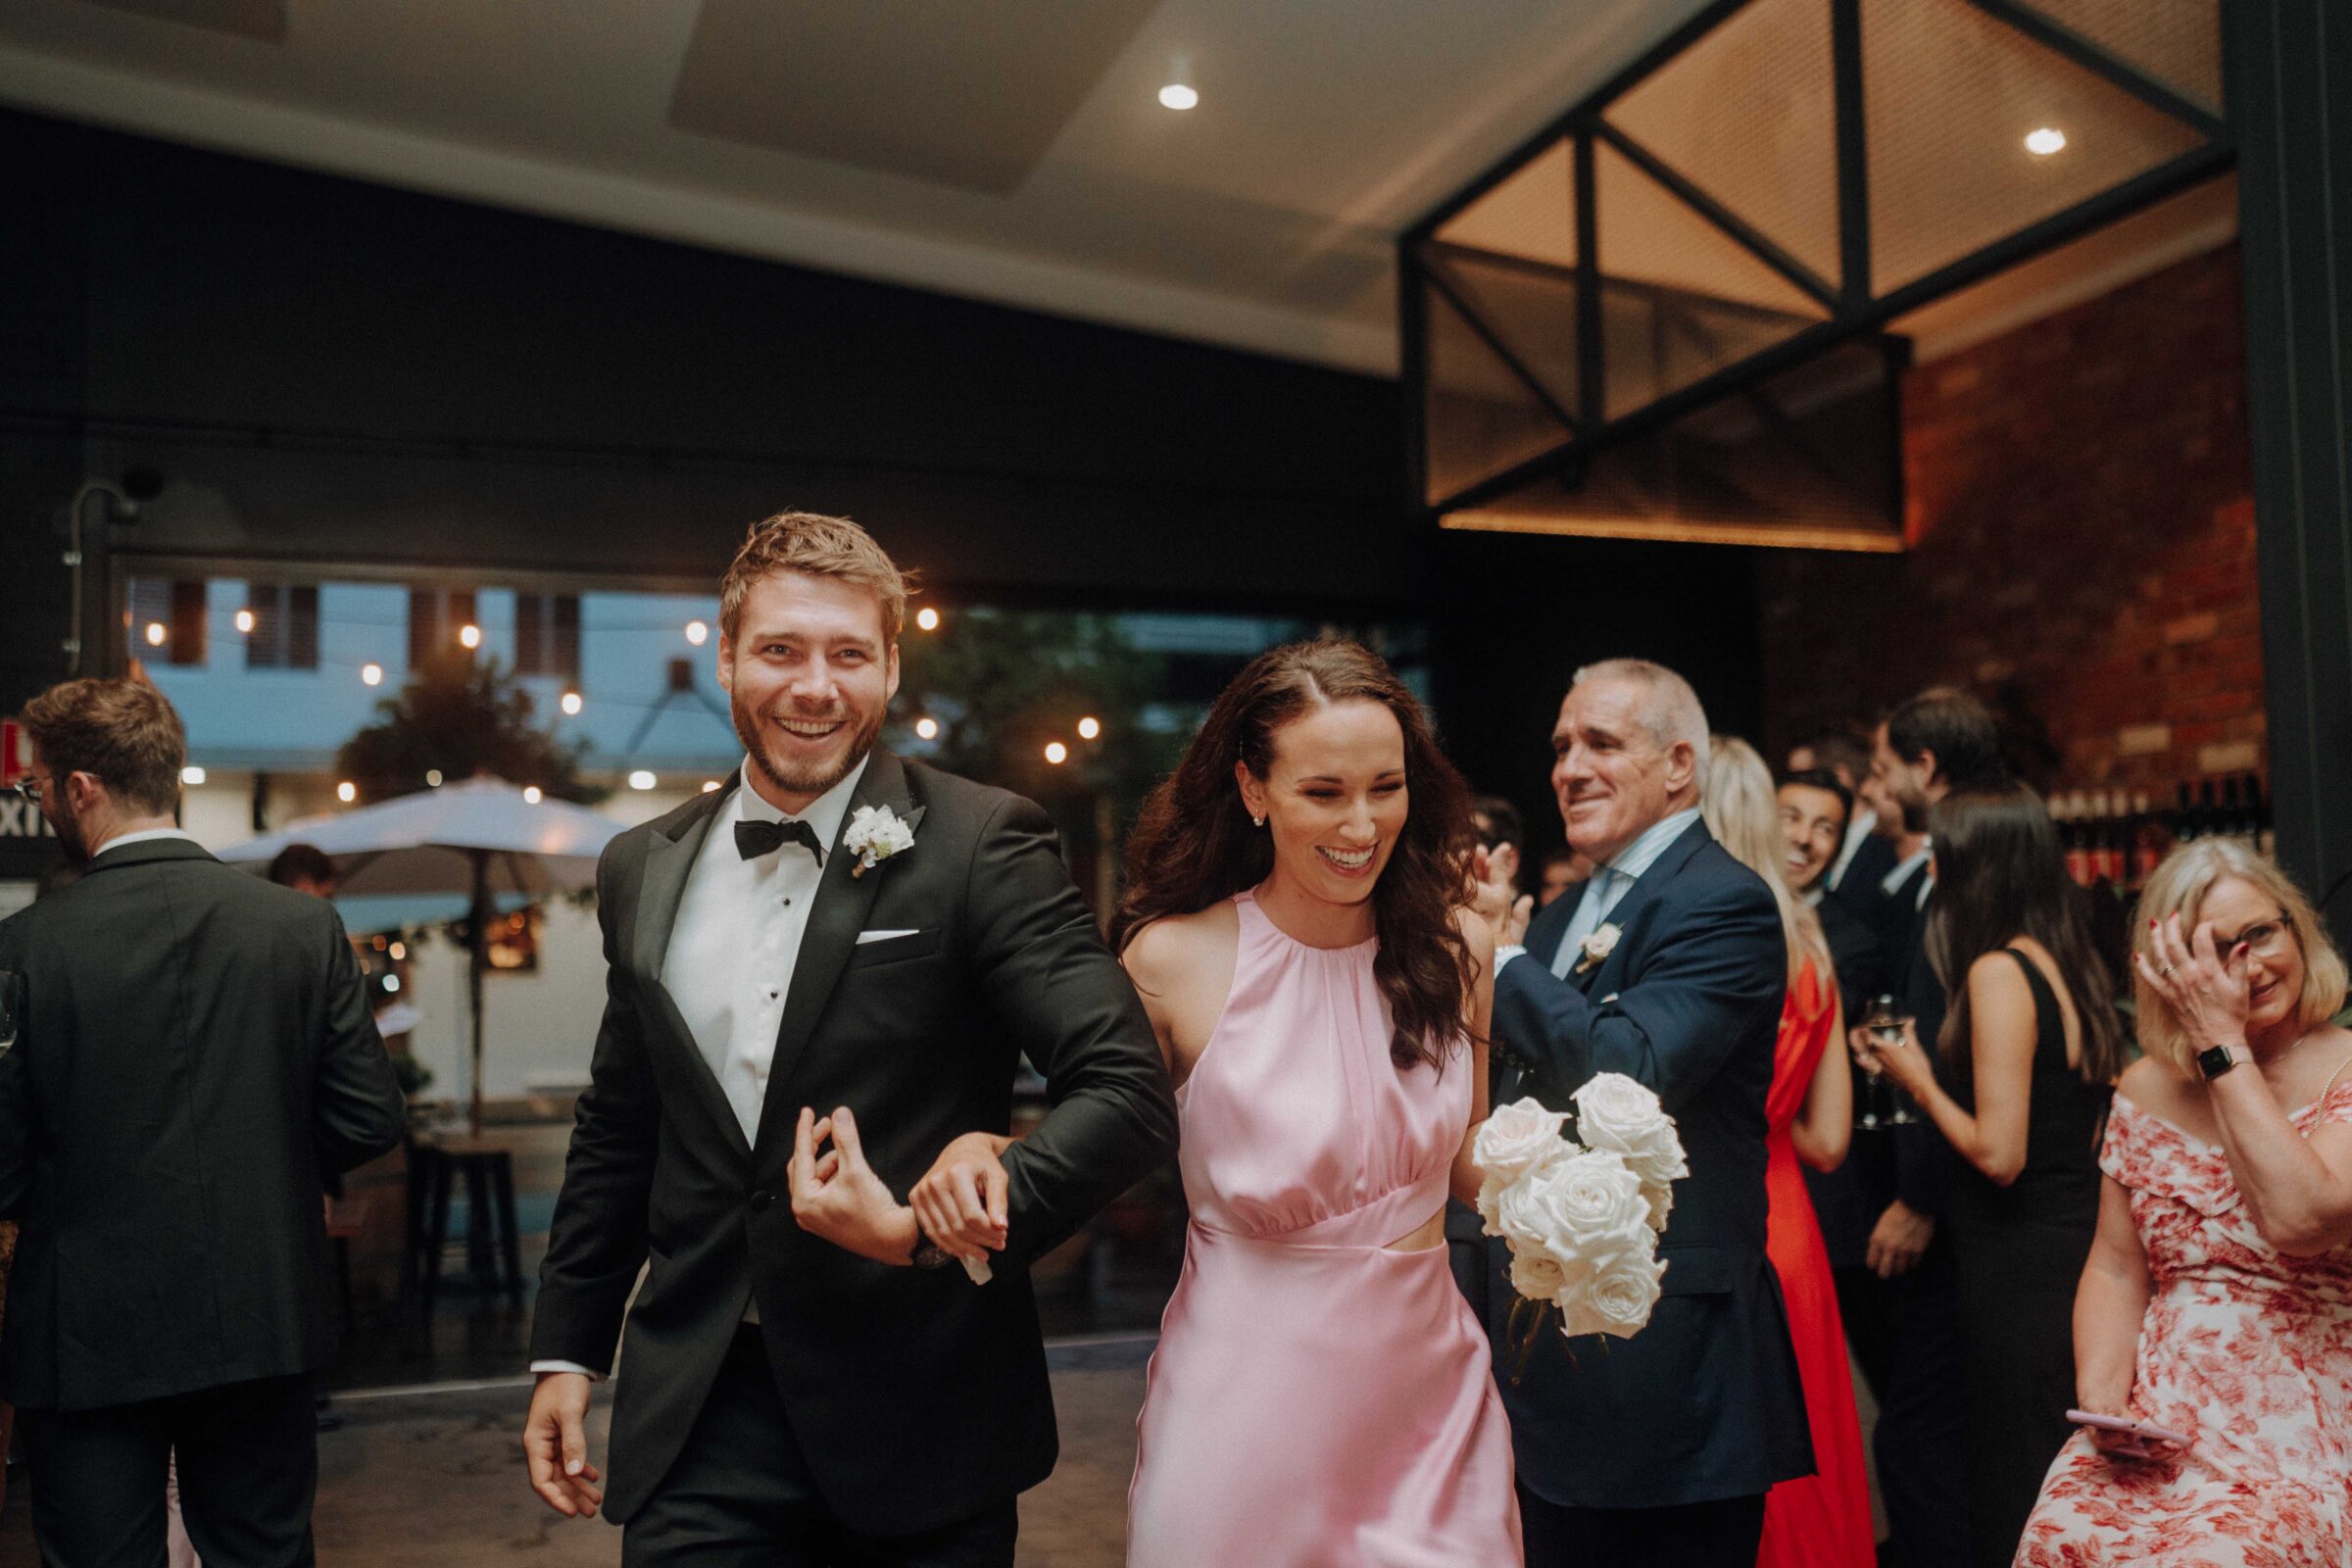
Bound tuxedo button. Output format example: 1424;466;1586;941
750;1190;775;1213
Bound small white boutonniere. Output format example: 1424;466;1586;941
1576;922;1622;975
842;804;915;878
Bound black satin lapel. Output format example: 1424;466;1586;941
632;788;754;1164
751;751;914;1155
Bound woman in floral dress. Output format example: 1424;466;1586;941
2017;837;2352;1566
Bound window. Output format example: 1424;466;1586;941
408;588;478;669
514;593;581;680
244;584;319;670
126;578;207;666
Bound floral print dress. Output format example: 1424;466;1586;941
2016;1074;2352;1566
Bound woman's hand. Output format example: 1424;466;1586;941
1470;847;1532;950
910;1131;1015;1262
2137;912;2252;1051
1850;1015;1935;1099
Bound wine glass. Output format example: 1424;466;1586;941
1854;994;1923;1129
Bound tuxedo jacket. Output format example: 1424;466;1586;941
0;838;407;1411
529;748;1178;1534
1485;818;1812;1508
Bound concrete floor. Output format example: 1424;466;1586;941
0;1346;1152;1567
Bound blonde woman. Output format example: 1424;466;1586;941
2018;837;2352;1566
1702;738;1872;1568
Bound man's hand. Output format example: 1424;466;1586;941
910;1131;1014;1262
1471;846;1533;950
1867;1199;1935;1279
789;1105;919;1264
522;1371;603;1518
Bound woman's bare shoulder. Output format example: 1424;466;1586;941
1123;901;1239;985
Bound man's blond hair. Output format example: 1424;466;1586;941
719;511;910;646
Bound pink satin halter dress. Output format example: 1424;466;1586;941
1126;891;1521;1566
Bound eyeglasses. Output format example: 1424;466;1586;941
2221;909;2296;960
9;775;48;805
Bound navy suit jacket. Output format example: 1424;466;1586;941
1485;817;1813;1508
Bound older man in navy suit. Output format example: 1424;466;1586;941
1474;658;1810;1568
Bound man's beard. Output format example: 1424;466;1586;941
1896;786;1931;836
732;691;883;803
45;804;89;865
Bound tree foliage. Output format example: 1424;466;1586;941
335;652;602;805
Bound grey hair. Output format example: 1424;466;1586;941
1571;658;1712;774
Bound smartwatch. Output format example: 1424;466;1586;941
2197;1043;2246;1081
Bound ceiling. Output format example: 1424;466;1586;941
0;0;2234;374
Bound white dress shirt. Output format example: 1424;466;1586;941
96;827;200;854
665;756;868;1149
533;755;866;1376
1825;807;1878;892
1496;807;1703;977
1882;839;1934;910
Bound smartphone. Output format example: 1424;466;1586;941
2067;1409;2190;1450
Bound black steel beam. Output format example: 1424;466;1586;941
1424;140;2234;514
1573;131;1604;427
1419;259;1584;435
1398;0;1760;246
1964;0;2229;141
1589;120;1840;310
1831;0;1873;305
1398;246;1433;511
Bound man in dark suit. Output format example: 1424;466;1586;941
521;513;1178;1566
1838;687;2008;1568
1788;728;1898;918
0;676;408;1567
1474;659;1808;1567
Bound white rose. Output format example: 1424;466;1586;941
1473;1098;1573;1189
1573;1073;1688;1226
1581;922;1622;965
1508;1250;1569;1302
1559;1254;1665;1341
1521;1149;1654;1276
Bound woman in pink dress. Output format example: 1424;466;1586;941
1703;738;1876;1568
2017;837;2352;1566
1114;638;1520;1566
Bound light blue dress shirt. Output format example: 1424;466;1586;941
1546;807;1703;977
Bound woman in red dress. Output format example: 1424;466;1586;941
1703;738;1875;1568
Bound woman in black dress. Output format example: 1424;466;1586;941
1854;785;2126;1568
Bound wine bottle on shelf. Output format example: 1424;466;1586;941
2174;781;2198;844
2132;790;2162;885
2196;778;2222;843
2252;775;2276;859
2058;791;2090;886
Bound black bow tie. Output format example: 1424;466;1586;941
736;817;824;865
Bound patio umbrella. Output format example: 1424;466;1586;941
219;777;624;1134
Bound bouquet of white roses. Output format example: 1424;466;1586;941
1472;1074;1688;1342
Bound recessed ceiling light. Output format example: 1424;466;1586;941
1158;82;1199;112
2025;126;2067;156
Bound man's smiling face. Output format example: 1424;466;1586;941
719;569;899;812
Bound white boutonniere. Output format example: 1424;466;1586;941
1576;922;1622;974
842;805;915;878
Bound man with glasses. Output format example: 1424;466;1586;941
0;677;406;1568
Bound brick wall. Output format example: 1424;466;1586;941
1758;243;2262;792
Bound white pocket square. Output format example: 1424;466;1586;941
1599;993;1620;1004
855;928;922;946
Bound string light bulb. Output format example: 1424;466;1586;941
522;785;543;804
362;662;383;686
144;621;167;647
561;691;583;715
1077;716;1102;740
235;609;256;633
459;623;481;650
914;716;940;741
916;607;941;632
685;619;709;647
1045;741;1068;765
337;781;357;804
629;769;656;791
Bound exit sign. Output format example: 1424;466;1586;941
0;718;60;883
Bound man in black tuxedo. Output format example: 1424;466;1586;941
1474;659;1808;1567
1788;728;1897;916
1838;687;2008;1568
0;676;407;1567
522;513;1177;1566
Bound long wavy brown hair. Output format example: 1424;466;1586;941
1113;638;1479;1072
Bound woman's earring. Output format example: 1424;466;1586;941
1251;813;1265;828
